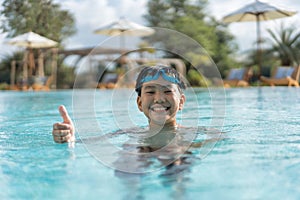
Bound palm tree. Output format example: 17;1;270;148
267;23;300;66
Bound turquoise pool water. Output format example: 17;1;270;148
0;87;299;199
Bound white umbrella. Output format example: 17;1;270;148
94;18;155;48
7;31;57;48
6;31;58;81
222;0;297;76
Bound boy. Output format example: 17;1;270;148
52;64;187;144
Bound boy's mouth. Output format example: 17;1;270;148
150;105;170;112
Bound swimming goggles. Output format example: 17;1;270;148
139;67;181;85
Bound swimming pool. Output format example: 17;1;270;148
0;87;299;199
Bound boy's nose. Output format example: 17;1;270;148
154;92;166;103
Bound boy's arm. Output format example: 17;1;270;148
52;105;75;143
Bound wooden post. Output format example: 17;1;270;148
10;60;16;89
22;51;28;89
38;49;45;77
51;48;58;89
28;48;35;77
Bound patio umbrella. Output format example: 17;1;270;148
6;31;58;81
94;18;155;49
7;31;57;48
222;0;297;76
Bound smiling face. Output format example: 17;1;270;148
137;76;185;129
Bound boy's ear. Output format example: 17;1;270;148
137;96;143;112
179;94;186;110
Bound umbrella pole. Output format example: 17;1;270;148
22;51;28;89
256;15;262;78
256;15;262;79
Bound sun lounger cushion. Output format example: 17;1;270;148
102;73;118;83
227;68;245;80
274;67;294;79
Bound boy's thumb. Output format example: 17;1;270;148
59;105;72;124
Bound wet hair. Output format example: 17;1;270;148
135;64;186;96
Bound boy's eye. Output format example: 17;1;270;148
145;91;155;94
164;90;172;94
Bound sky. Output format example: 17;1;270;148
0;0;299;58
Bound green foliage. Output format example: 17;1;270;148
144;0;238;77
56;65;75;89
0;51;24;84
186;68;210;87
243;23;300;80
0;82;9;90
267;23;300;66
1;0;76;43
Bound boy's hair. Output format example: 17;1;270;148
135;64;186;96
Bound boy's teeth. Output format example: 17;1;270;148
153;107;166;111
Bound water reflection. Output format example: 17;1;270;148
80;126;222;199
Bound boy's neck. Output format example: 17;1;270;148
149;121;178;132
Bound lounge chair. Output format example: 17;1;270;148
260;66;300;87
98;73;119;89
222;67;252;87
32;76;51;91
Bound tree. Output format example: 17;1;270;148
0;0;77;89
0;0;76;43
143;0;238;79
267;23;300;66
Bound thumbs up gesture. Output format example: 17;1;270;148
52;105;75;143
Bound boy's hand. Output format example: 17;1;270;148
52;105;75;143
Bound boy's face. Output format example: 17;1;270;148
137;76;185;127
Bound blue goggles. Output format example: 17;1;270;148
140;68;181;85
135;66;185;93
